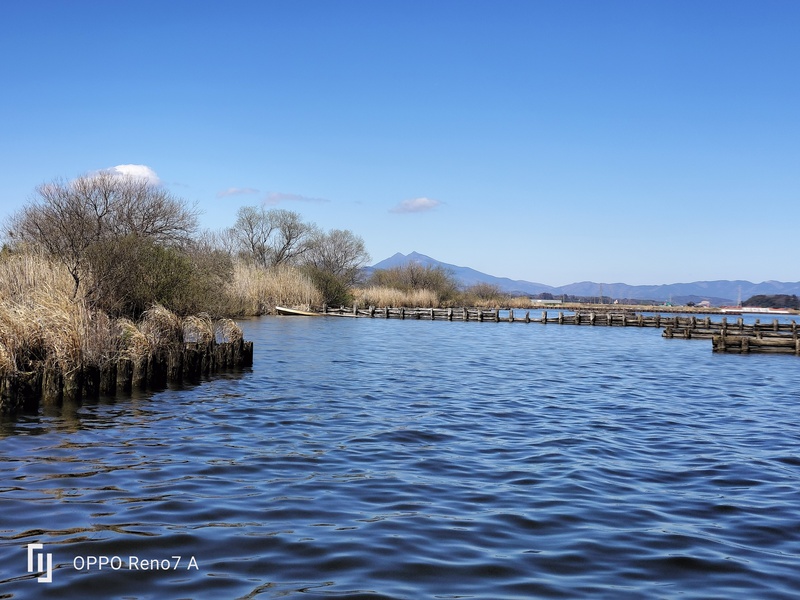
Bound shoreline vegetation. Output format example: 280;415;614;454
1;172;797;414
0;252;253;415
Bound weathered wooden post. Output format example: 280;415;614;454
463;307;469;321
147;352;168;389
654;314;661;327
117;358;132;392
589;312;596;325
182;345;201;381
713;334;724;352
541;310;547;324
737;317;743;332
509;309;514;323
132;357;148;389
558;312;564;324
83;365;101;399
525;311;530;323
99;361;117;396
62;369;82;403
400;307;405;319
13;372;41;413
447;308;453;321
167;348;183;384
41;368;62;405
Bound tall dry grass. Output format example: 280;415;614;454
353;286;439;308
139;304;183;352
0;253;221;379
227;262;322;315
353;285;536;310
0;252;108;376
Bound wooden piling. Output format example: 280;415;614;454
99;361;117;396
83;365;101;399
41;368;62;405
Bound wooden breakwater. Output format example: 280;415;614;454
660;315;800;355
711;334;800;355
320;304;800;356
0;317;254;416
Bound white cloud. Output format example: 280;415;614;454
390;197;441;214
106;164;161;185
217;187;260;198
264;191;330;206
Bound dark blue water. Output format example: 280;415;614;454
1;317;799;599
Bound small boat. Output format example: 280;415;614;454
275;306;320;316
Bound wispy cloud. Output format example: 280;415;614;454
264;191;330;206
390;197;441;214
216;187;260;198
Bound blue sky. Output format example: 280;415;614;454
1;0;798;286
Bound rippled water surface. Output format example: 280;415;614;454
2;316;800;599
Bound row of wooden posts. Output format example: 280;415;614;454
0;338;254;416
322;304;800;356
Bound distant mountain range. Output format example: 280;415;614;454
369;252;800;305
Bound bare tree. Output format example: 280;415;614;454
228;207;314;267
7;177;105;297
304;229;370;285
103;174;198;243
4;172;199;298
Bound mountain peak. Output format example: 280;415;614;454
368;252;800;304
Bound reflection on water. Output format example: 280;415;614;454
2;316;800;599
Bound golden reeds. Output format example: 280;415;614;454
353;286;439;308
183;314;214;345
0;251;75;303
216;318;243;343
228;262;322;315
0;343;12;377
139;304;183;351
115;318;150;360
0;252;87;374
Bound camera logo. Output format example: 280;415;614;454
27;543;53;583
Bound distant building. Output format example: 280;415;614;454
697;300;711;308
530;298;563;306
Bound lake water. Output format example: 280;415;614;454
1;316;799;599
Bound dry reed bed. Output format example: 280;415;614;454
229;262;322;315
0;254;252;415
